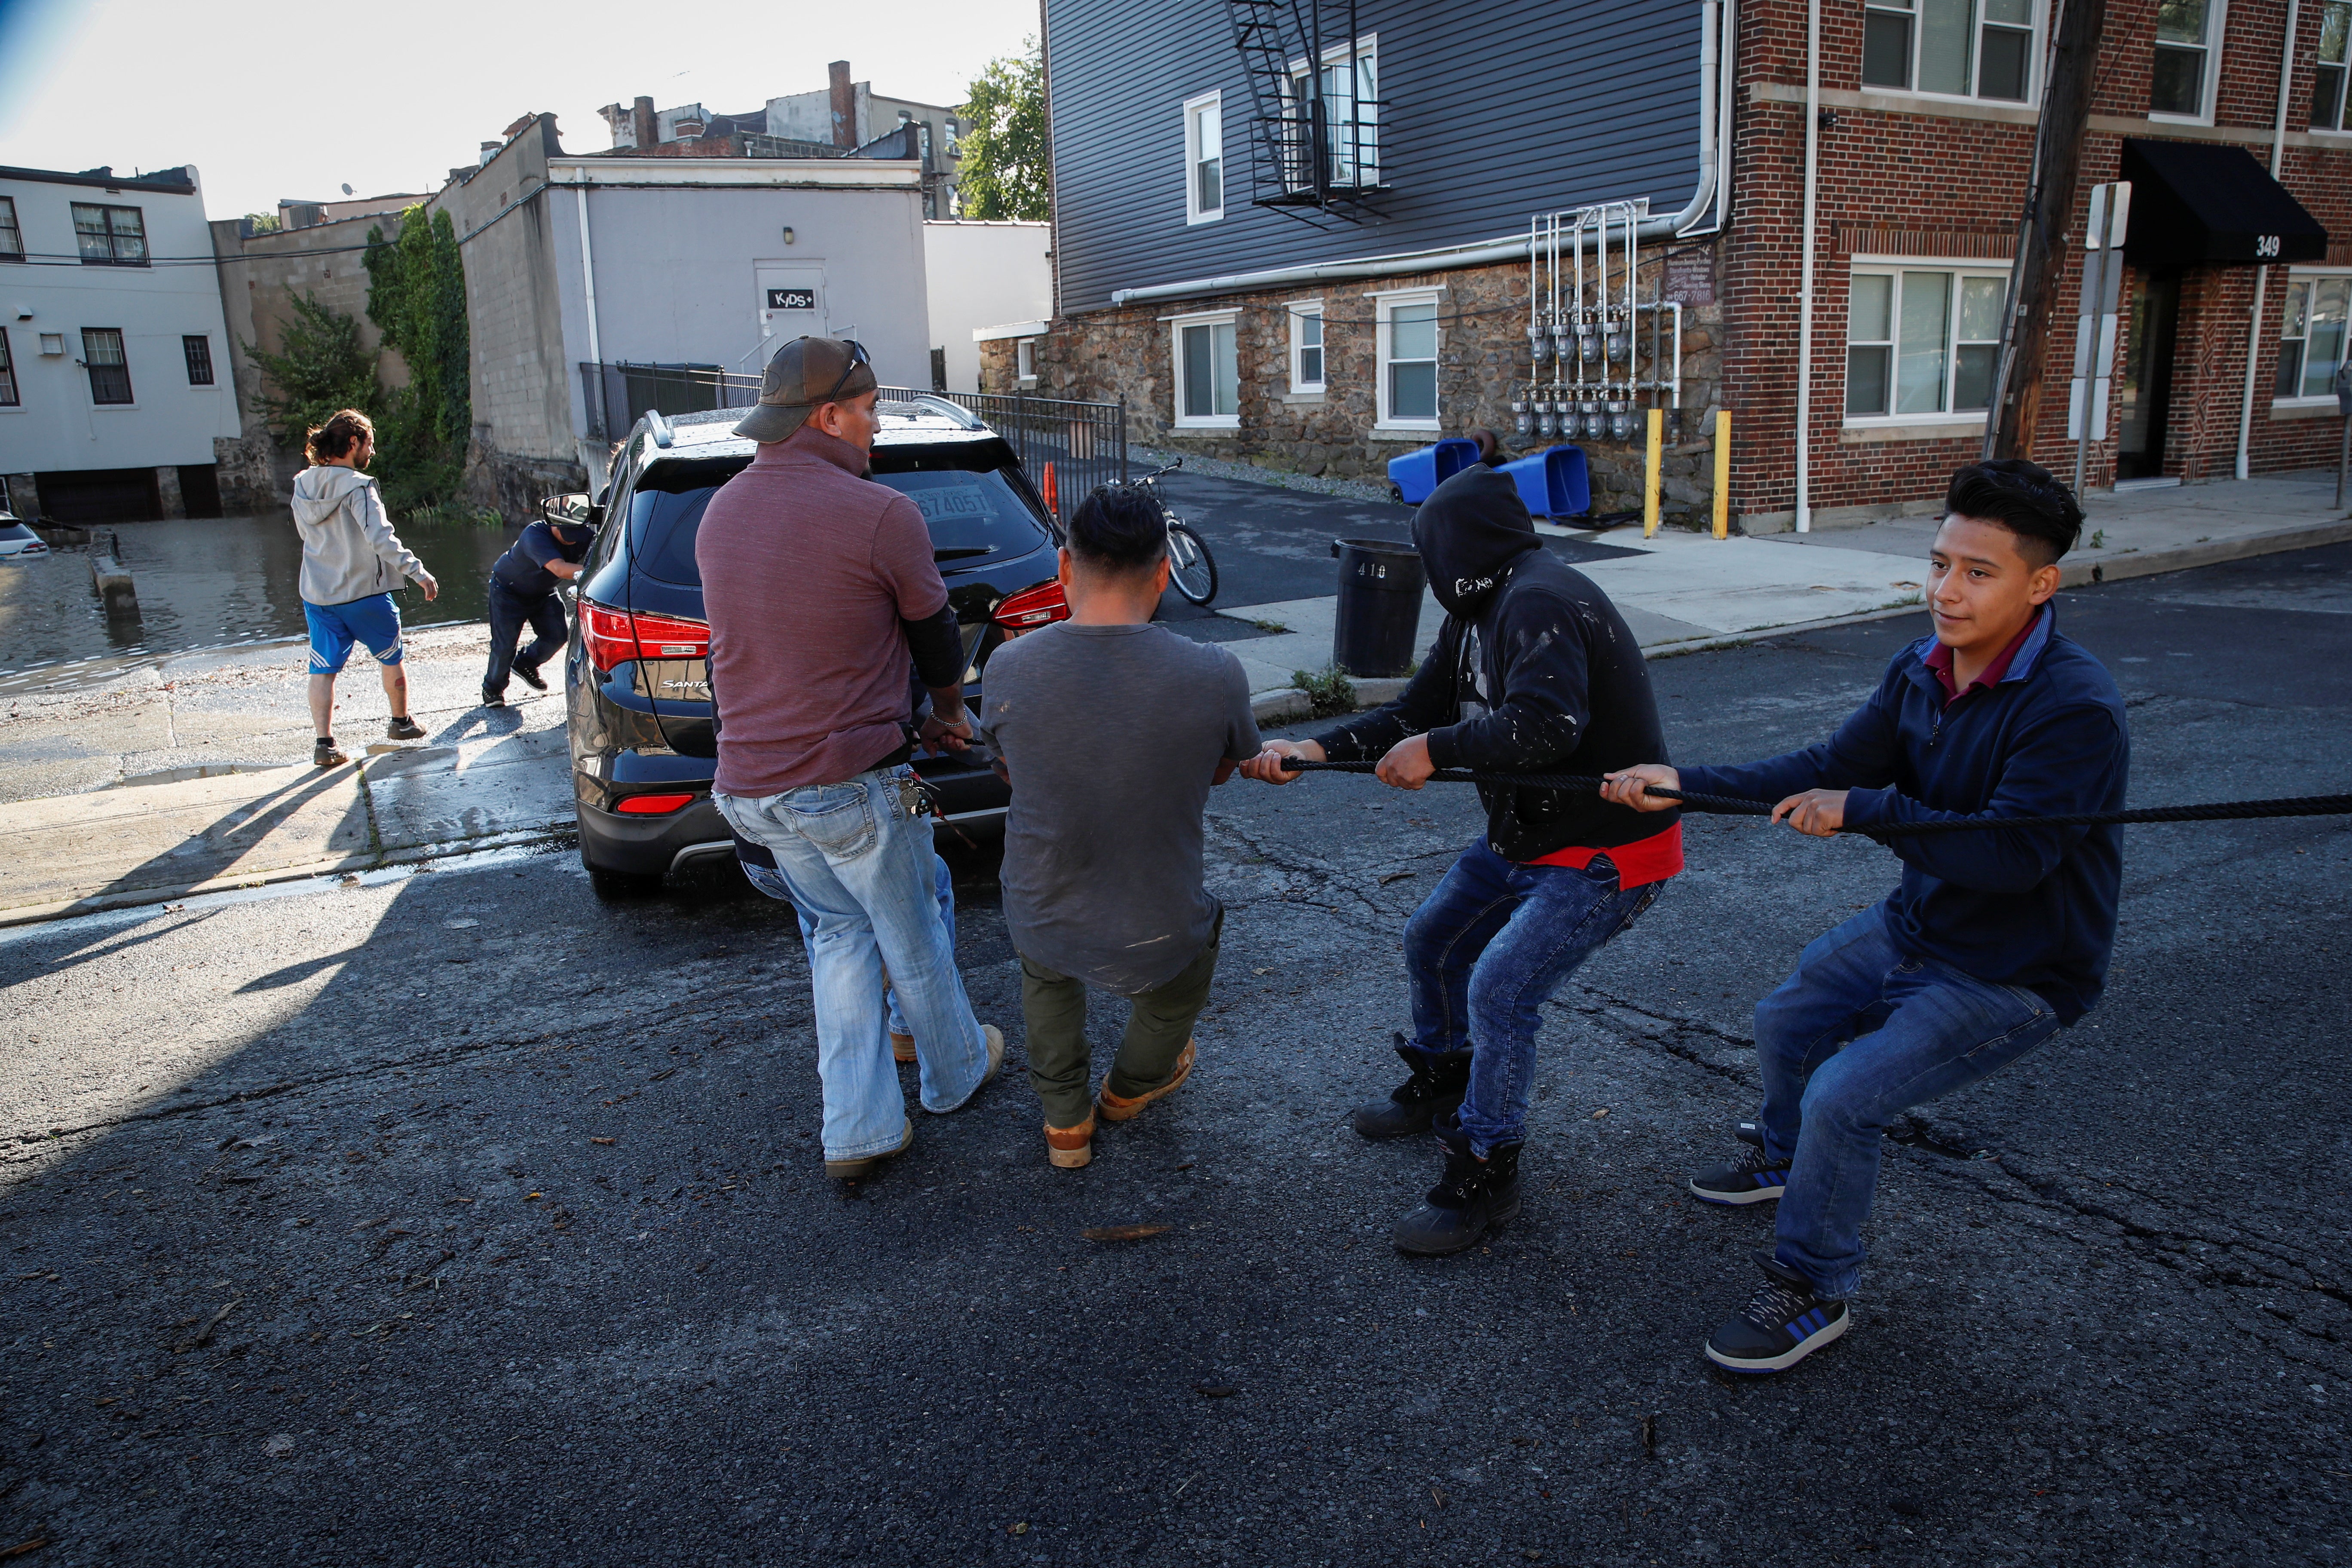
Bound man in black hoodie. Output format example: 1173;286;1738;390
1241;465;1681;1253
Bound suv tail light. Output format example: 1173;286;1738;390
580;600;711;673
991;580;1069;636
615;792;697;815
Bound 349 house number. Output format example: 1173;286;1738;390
2254;235;2282;258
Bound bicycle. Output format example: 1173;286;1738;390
1129;459;1219;606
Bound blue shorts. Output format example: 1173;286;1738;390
305;594;404;675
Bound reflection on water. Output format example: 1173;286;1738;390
0;511;520;691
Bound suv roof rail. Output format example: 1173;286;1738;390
907;394;983;429
647;409;674;449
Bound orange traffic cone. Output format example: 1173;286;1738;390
1042;461;1058;518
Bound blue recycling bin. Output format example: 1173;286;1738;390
1498;444;1591;519
1386;438;1481;505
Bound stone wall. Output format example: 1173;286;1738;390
460;432;586;526
1007;245;1729;530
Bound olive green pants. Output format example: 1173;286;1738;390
1018;914;1222;1130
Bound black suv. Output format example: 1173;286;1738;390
563;397;1067;893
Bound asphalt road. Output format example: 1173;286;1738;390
2;545;2347;1566
1148;470;1643;624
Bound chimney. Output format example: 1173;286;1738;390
829;61;854;148
674;114;705;138
479;141;502;166
632;95;656;150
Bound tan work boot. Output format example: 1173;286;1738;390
889;1028;916;1064
1045;1115;1096;1170
824;1120;913;1183
1096;1039;1196;1124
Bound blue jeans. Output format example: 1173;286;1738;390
1756;907;2064;1300
741;845;952;1042
1406;838;1661;1156
717;767;989;1161
483;579;567;698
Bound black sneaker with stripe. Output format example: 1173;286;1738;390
1688;1140;1792;1205
1705;1252;1849;1374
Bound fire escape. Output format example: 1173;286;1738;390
1224;0;1386;226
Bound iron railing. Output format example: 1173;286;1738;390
577;361;1128;525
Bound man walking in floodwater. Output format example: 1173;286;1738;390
289;408;438;767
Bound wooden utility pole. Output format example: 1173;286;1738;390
1985;0;2108;460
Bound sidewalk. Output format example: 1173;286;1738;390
0;624;572;924
0;473;2343;923
1234;471;2351;715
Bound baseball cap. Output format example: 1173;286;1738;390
733;336;877;443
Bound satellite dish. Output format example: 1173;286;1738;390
340;184;354;196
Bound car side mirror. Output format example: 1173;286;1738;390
543;493;601;529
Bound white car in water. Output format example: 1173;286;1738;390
0;517;48;558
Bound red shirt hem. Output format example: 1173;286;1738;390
1525;818;1684;888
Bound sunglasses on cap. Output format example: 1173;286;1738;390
814;338;872;406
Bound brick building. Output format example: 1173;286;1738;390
1012;0;2348;531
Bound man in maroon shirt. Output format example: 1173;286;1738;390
699;337;1004;1188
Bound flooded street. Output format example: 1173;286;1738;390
0;511;518;692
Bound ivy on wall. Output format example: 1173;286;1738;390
244;293;379;451
363;206;474;516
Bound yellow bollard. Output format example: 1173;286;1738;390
1642;408;1663;539
1712;407;1732;540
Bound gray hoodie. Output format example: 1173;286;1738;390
290;466;427;606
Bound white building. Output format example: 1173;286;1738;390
0;163;240;521
923;220;1052;395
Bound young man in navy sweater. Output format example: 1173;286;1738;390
1604;459;2127;1374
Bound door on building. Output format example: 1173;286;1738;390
2114;269;2182;481
754;264;826;359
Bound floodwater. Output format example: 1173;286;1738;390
0;511;519;694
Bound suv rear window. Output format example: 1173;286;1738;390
628;443;1050;587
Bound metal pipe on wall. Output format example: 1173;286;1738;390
1794;0;1822;532
2239;0;2300;482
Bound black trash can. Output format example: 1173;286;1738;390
1329;537;1427;677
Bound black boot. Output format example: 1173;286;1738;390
1391;1126;1522;1256
1349;1032;1471;1139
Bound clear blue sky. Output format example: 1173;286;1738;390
0;0;1040;220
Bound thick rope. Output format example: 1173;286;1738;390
1272;757;2352;837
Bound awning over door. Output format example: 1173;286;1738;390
2119;138;2328;268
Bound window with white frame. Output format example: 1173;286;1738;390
1289;304;1325;393
2312;2;2351;131
2275;274;2349;399
1377;292;1439;426
1282;37;1379;190
2150;0;2223;119
1171;312;1239;427
0;198;21;261
1015;337;1037;384
0;328;17;406
1861;0;2037;102
1845;266;2008;420
1184;92;1224;223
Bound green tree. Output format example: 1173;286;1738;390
959;41;1050;221
362;206;473;514
243;292;379;447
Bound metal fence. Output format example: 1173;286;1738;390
577;362;1129;525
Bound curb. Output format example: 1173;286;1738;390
2058;517;2352;588
0;824;571;930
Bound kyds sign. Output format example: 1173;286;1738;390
765;288;816;310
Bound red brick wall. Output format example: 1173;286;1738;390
1722;0;2352;527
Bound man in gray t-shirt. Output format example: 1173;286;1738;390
978;486;1261;1170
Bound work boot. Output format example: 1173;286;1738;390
825;1120;914;1188
1045;1114;1095;1170
1391;1123;1523;1256
1096;1039;1195;1123
1350;1032;1471;1139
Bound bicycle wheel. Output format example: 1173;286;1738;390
1166;521;1219;606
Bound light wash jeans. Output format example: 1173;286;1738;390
717;766;989;1161
1755;907;2064;1300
